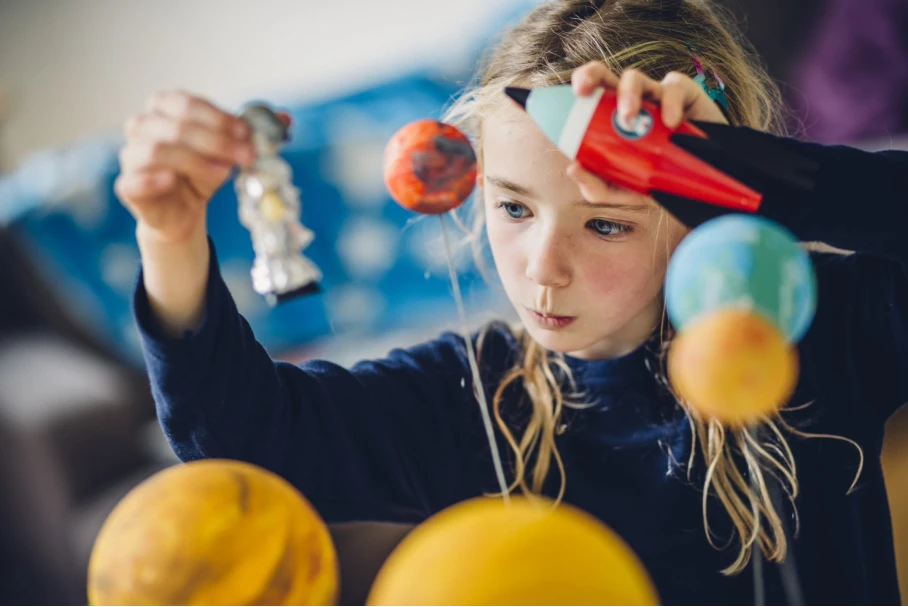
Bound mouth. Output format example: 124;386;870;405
524;307;576;330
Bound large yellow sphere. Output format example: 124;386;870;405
668;308;798;427
88;460;339;606
367;496;658;605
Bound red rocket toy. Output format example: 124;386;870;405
505;86;817;228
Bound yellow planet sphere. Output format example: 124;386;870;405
367;496;658;606
88;459;339;606
668;308;799;427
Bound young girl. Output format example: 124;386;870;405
117;0;907;604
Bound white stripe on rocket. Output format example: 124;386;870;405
557;88;603;159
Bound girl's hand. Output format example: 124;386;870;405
571;61;728;129
116;91;255;245
565;61;728;202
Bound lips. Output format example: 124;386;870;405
525;307;576;330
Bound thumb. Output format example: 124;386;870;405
189;162;234;201
566;161;614;202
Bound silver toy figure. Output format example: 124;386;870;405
235;103;321;305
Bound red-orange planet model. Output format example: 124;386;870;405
383;119;477;214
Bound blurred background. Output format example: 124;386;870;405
0;0;906;604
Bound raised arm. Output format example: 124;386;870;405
135;241;499;523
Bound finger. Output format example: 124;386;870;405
566;161;612;201
114;168;176;203
126;112;253;167
146;90;249;139
659;81;688;129
660;72;700;128
119;140;233;184
572;61;620;96
616;68;665;126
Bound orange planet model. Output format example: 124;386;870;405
668;308;798;427
88;459;339;606
367;496;658;605
384;119;477;214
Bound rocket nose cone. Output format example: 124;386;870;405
504;87;531;109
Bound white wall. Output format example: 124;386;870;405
0;0;517;171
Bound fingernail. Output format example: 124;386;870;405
233;122;249;139
618;101;632;125
617;111;633;131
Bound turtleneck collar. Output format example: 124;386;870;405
558;335;689;446
562;339;655;389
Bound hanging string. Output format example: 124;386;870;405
770;475;805;605
749;426;766;606
749;425;805;606
439;214;511;503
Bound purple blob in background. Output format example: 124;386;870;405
791;0;908;144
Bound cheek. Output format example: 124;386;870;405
580;243;667;299
485;211;522;269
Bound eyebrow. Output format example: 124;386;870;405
485;175;649;213
485;176;533;197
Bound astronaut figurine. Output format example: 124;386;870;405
235;103;321;305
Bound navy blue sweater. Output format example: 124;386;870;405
136;135;907;605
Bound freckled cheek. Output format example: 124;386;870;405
486;220;525;274
579;250;665;299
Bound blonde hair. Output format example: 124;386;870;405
444;0;862;575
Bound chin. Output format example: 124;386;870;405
522;324;595;355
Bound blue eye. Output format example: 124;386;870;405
588;218;631;237
498;201;528;219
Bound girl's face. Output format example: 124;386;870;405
481;104;688;360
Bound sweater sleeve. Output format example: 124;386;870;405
134;239;486;523
753;137;908;424
754;139;908;263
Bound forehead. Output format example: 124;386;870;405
479;102;664;216
481;103;573;179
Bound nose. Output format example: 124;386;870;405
525;230;572;288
